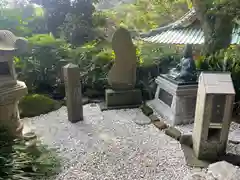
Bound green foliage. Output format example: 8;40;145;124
104;0;188;32
19;94;61;117
0;129;61;180
0;5;47;37
136;41;181;67
195;46;240;101
16;34;71;94
70;40;113;92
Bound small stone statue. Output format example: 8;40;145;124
168;44;197;82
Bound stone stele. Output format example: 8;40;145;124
105;28;142;108
108;27;137;90
0;30;28;137
63;63;83;123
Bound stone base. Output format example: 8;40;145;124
105;89;142;108
0;81;28;137
148;75;198;125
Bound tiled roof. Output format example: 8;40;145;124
140;8;240;45
141;27;240;45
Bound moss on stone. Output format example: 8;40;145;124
19;94;61;117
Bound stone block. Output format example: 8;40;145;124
140;104;153;116
149;114;159;122
153;120;168;130
165;127;181;141
105;89;142;107
180;134;193;147
133;111;151;126
149;75;198;125
208;161;240;180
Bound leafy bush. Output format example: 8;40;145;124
0;129;61;180
19;94;61;117
16;34;71;95
136;42;181;100
195;46;240;101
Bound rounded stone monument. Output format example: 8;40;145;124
104;27;142;109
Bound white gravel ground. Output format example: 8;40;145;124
22;104;240;180
23;104;194;180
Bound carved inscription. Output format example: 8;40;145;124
158;88;173;107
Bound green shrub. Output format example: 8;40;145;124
19;94;61;117
0;128;61;180
16;34;71;94
195;46;240;101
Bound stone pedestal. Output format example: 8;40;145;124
63;63;83;123
193;72;235;161
148;74;198;125
0;81;27;137
105;89;142;108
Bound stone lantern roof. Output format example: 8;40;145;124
0;30;28;53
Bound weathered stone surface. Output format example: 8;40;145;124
165;127;182;141
108;27;137;90
149;75;198;126
149;114;159;122
153;120;168;130
140;104;153;116
63;63;83;123
208;161;240;180
133;112;151;126
0;30;28;137
181;144;210;168
193;72;235;161
105;88;142;107
183;172;208;180
180;134;193;147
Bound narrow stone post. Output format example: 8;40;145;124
63;63;83;123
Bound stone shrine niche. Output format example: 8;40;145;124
210;95;226;124
0;61;10;75
0;50;16;87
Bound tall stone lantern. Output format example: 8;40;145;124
0;30;28;137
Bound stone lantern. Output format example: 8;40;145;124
192;72;235;161
0;30;28;137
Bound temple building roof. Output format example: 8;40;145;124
140;8;240;45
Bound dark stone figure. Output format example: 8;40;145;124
168;44;197;82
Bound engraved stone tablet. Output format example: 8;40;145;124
158;88;173;107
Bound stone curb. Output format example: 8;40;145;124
140;104;154;116
165;127;182;141
140;104;168;130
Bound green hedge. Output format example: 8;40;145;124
19;94;61;117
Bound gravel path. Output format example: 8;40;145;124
23;104;194;180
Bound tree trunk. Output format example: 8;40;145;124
192;0;234;55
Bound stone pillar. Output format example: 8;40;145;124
192;72;235;161
63;63;83;123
